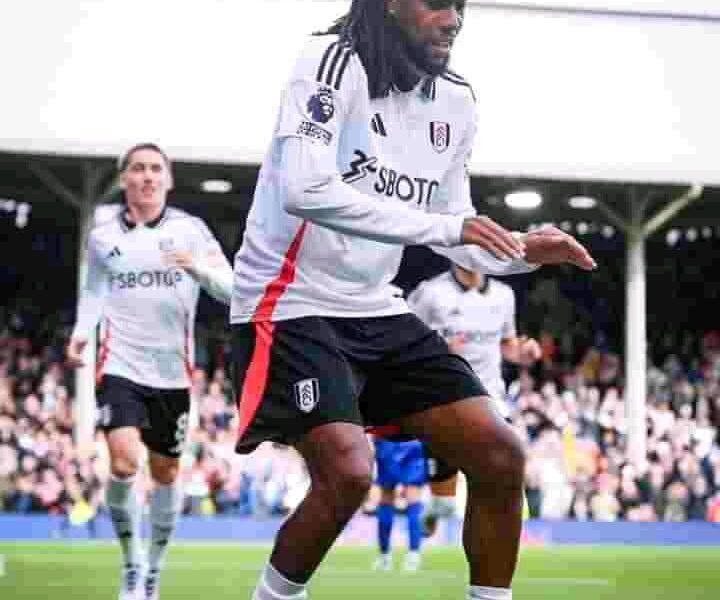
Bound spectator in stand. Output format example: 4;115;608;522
706;491;720;522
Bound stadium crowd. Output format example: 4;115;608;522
0;307;719;525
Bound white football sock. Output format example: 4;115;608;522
252;562;307;600
106;473;143;567
147;482;182;573
467;586;512;600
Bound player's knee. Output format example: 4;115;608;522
380;488;395;504
466;429;526;489
335;461;373;502
110;456;140;479
318;456;373;506
150;463;179;485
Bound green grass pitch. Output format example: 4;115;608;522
1;543;718;599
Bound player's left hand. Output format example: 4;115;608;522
517;336;542;366
520;226;597;270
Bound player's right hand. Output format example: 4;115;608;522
66;337;88;368
461;216;526;261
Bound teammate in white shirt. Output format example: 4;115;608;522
66;143;233;600
230;3;596;600
407;263;542;536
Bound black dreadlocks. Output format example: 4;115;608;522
317;0;432;99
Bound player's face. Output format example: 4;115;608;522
121;148;173;209
390;0;465;70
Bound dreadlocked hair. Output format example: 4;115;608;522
316;0;397;99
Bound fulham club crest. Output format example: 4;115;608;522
429;121;451;153
294;378;320;413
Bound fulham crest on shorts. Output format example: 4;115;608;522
294;378;320;413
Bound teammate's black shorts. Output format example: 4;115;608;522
231;313;487;453
423;443;460;483
96;375;190;458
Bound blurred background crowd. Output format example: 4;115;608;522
1;303;718;527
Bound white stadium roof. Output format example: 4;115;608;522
1;0;719;185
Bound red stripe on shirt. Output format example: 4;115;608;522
251;222;308;322
95;318;111;386
236;222;308;439
183;311;194;384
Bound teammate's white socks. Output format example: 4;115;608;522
106;473;143;567
147;482;182;573
467;586;512;600
428;495;456;518
252;562;308;600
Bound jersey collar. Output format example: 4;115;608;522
119;205;168;232
450;269;490;294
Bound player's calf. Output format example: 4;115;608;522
259;423;372;591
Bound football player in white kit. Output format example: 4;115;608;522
407;262;542;536
229;2;596;599
66;143;233;600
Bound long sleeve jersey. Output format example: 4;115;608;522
72;205;225;389
231;35;536;324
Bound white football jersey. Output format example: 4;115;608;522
72;205;223;389
408;272;516;404
231;35;535;324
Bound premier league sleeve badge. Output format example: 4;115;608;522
307;86;335;124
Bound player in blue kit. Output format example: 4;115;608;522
371;435;427;571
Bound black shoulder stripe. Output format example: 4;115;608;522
332;48;352;90
324;45;346;88
445;69;468;83
316;42;338;84
440;73;476;101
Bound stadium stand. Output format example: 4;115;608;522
1;307;718;524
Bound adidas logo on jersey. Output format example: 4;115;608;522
107;246;122;259
371;113;387;137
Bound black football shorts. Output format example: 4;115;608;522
96;374;190;458
231;313;487;453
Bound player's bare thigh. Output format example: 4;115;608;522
396;396;525;485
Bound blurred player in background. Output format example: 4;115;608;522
66;143;233;600
408;263;541;536
229;1;596;599
371;434;427;572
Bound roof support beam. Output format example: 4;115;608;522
611;183;703;470
25;157;116;450
644;184;704;237
27;162;83;209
